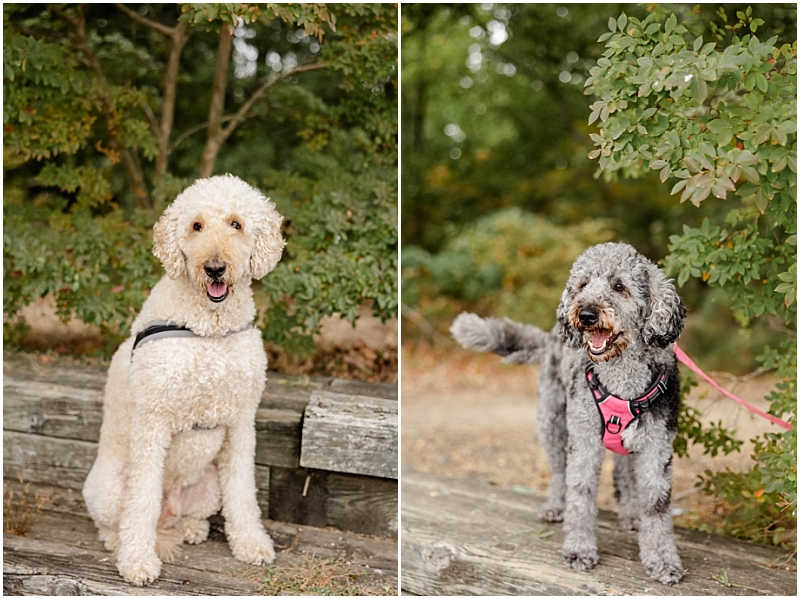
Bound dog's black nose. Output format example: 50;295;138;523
204;260;226;280
579;307;599;327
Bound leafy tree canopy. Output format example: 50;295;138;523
4;3;398;357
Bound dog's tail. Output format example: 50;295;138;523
450;312;556;365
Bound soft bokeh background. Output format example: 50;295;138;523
401;3;795;369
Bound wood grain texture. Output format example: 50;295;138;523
254;408;302;468
300;392;398;479
268;467;329;528
3;359;398;538
3;377;104;442
327;472;398;537
3;431;97;491
4;534;262;596
2;479;397;596
401;469;796;596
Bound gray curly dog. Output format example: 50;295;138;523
451;242;686;586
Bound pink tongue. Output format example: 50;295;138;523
208;282;227;298
591;330;611;347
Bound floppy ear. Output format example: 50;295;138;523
152;205;186;280
556;285;583;349
642;264;686;348
250;197;286;280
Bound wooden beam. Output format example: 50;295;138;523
401;469;797;596
300;392;398;479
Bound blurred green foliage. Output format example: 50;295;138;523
400;3;794;372
3;3;397;357
588;5;796;541
403;209;613;329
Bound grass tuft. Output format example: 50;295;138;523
238;553;396;596
3;479;50;536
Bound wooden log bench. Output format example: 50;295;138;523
3;354;397;595
401;469;796;596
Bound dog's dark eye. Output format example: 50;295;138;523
193;222;202;232
613;281;626;293
231;220;241;230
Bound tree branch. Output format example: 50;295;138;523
114;3;175;37
170;115;236;153
155;20;189;179
114;4;190;183
199;24;234;178
220;62;327;142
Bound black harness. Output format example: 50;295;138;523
131;321;254;355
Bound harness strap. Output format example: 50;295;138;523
132;320;254;354
586;363;667;455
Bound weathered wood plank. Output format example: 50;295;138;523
329;378;398;401
266;467;398;538
3;378;104;442
3;479;397;595
3;534;262;596
254;408;302;468
255;464;270;514
3;431;97;491
327;472;398;537
4;369;395;473
300;392;398;479
401;470;796;596
4;358;398;539
268;467;329;529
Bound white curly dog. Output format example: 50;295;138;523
83;175;285;586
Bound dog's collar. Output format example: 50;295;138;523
132;320;254;353
585;363;668;455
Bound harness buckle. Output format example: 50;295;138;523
606;415;623;434
585;364;602;392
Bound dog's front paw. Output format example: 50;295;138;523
644;559;685;586
563;548;599;572
231;532;276;566
117;553;162;586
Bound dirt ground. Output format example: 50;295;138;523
401;342;786;530
11;296;398;383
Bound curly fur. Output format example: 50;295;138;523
451;242;686;586
83;175;284;586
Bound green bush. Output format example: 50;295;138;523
586;5;796;540
402;208;613;330
3;4;397;358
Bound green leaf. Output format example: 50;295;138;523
690;76;708;104
755;72;768;93
645;23;661;36
665;13;677;34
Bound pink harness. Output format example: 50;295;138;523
585;364;668;455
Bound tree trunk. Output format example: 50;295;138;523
154;20;189;179
199;24;234;178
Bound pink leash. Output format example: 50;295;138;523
673;344;793;430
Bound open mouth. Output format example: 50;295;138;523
587;329;619;356
207;281;229;303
